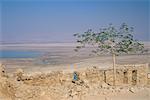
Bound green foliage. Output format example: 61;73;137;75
74;23;145;55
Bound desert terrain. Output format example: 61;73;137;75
0;42;150;100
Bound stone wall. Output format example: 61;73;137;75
26;63;149;86
115;63;149;86
0;63;149;87
0;63;150;100
78;67;104;85
78;63;150;86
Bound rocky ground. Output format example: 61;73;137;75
0;66;150;100
0;42;149;100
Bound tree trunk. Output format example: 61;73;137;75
112;53;116;86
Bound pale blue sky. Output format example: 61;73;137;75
0;0;149;43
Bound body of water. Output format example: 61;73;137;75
0;50;43;58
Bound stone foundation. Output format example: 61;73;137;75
0;63;150;100
0;63;149;87
20;63;149;86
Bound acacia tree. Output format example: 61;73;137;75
74;23;145;86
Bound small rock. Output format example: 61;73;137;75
101;82;109;88
129;87;135;93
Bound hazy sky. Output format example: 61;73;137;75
0;0;149;43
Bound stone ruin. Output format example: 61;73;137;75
115;64;149;86
77;63;150;86
12;63;150;87
0;63;150;100
1;63;149;86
